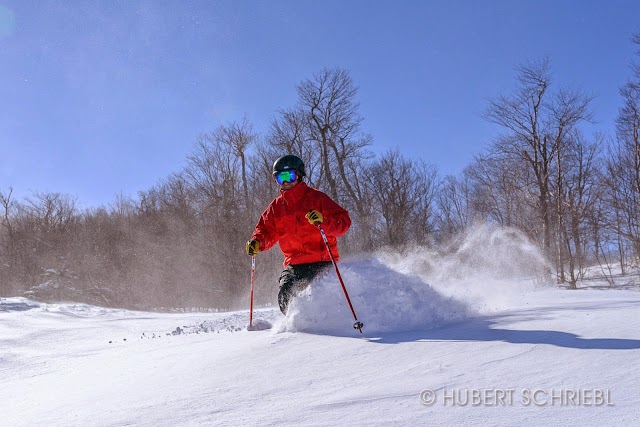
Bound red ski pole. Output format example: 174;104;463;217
248;255;255;329
317;225;364;333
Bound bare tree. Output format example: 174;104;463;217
109;192;136;220
296;68;367;201
365;149;439;247
267;108;321;184
0;187;15;293
605;144;635;271
609;32;640;263
218;117;257;213
554;133;603;287
267;68;374;250
297;68;373;198
483;57;594;264
465;150;537;234
21;192;79;235
0;187;14;240
436;175;472;240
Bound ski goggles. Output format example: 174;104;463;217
274;169;298;185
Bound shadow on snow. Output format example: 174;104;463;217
367;307;640;350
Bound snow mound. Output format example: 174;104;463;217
247;319;273;331
277;258;473;336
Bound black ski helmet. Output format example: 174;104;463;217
272;154;306;177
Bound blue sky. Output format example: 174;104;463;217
1;0;639;208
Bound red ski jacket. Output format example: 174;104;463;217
250;182;351;267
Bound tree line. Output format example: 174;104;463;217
1;34;639;308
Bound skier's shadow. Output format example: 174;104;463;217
367;316;640;350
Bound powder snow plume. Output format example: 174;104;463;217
377;223;552;313
276;257;473;336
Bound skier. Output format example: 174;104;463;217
245;154;351;314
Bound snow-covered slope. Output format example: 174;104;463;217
1;257;639;426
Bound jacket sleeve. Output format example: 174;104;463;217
319;194;351;238
250;203;279;252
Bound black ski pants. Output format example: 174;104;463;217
278;261;332;314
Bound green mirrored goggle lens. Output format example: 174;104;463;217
275;170;297;185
